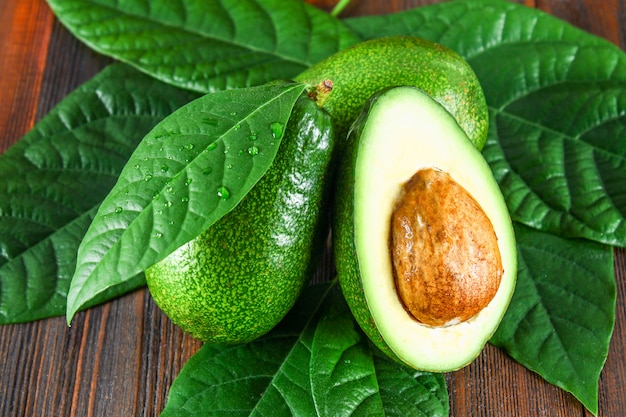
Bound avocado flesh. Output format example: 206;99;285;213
146;96;334;344
294;36;488;151
333;86;517;372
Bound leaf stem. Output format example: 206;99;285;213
330;0;352;17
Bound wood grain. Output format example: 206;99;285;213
0;1;624;416
0;0;53;153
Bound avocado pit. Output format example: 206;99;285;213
390;167;503;327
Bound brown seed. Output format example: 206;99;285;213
389;168;503;327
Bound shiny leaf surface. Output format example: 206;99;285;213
47;0;360;93
0;64;199;323
491;224;615;414
67;82;306;323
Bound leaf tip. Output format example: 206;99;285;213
66;308;76;327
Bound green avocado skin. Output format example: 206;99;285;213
146;97;334;344
332;93;399;361
294;36;488;151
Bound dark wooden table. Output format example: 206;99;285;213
1;1;624;416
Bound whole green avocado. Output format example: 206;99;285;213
295;36;489;150
145;96;335;344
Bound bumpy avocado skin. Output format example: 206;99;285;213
294;36;488;150
146;97;334;344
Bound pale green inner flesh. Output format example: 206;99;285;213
353;87;516;371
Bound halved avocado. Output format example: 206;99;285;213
333;86;517;372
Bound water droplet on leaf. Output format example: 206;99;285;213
217;186;231;200
248;146;259;156
270;122;284;139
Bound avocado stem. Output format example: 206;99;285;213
307;79;333;108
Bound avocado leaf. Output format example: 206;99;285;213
46;0;360;94
345;0;626;248
0;64;199;324
309;290;449;417
159;283;330;417
491;223;616;415
309;290;384;415
66;81;306;324
160;282;449;417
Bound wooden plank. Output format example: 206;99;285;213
602;248;626;416
0;0;54;152
536;0;625;48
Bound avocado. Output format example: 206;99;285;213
145;96;334;344
294;36;489;150
333;86;517;372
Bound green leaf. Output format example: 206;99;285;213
309;291;384;415
46;0;360;93
161;282;449;417
491;224;616;415
0;64;199;324
309;290;449;417
160;283;330;417
67;81;306;324
373;353;449;417
346;0;626;247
